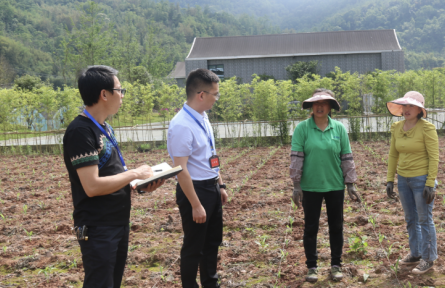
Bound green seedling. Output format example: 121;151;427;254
0;213;5;220
368;215;376;229
16;193;20;201
38;266;55;283
255;235;270;253
129;244;141;252
387;242;399;258
22;204;28;214
159;265;165;281
69;259;77;269
280;249;289;261
347;235;368;255
390;257;400;277
23;228;33;240
2;246;6;253
378;232;385;244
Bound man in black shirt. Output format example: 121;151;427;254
63;65;164;288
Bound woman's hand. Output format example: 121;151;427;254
386;182;398;199
292;183;303;208
423;186;435;204
346;183;361;202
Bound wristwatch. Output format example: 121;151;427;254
219;183;226;189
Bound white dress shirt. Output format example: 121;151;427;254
167;103;219;180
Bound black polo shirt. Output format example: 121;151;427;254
63;115;130;227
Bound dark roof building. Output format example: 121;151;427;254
185;29;404;83
168;61;186;87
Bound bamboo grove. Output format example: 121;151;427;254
2;67;445;143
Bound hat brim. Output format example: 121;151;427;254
387;99;427;118
302;95;341;111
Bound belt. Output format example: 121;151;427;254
192;177;219;186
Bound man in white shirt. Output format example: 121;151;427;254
167;69;228;288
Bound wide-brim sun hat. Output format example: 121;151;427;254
386;91;427;118
302;94;341;111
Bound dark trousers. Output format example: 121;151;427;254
78;225;129;288
176;180;223;288
302;190;344;268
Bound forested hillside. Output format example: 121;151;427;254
0;0;279;87
1;0;445;88
169;0;445;70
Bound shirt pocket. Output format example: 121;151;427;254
330;134;341;154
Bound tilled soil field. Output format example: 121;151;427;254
1;140;445;287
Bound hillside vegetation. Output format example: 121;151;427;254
0;0;278;87
169;0;445;70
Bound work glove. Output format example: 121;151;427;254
292;182;303;209
423;186;435;204
386;182;398;200
347;183;361;202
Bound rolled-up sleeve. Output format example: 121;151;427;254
424;122;439;187
386;123;399;183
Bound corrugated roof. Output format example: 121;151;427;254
186;30;402;60
168;61;186;78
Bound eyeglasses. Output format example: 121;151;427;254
198;90;220;100
112;88;126;96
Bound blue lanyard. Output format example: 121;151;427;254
182;106;215;155
83;110;128;171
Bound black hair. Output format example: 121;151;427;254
417;111;424;119
78;65;118;106
185;69;220;99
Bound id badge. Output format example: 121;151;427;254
209;155;220;168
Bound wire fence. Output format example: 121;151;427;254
2;111;445;155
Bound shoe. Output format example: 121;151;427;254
306;268;318;282
412;259;434;274
331;266;343;281
399;253;421;265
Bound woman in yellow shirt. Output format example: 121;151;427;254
386;91;439;274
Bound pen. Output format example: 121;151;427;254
154;169;162;172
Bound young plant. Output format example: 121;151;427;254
22;204;28;214
347;235;368;255
38;266;55;283
255;235;270;253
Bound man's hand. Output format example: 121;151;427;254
292;182;303;209
347;183;361;202
193;204;206;224
133;179;165;193
386;182;397;199
220;188;228;205
423;186;435;204
133;165;153;180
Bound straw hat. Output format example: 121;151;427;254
386;91;427;118
302;93;341;111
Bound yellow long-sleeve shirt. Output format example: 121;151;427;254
387;119;439;187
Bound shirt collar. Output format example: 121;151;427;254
183;102;207;122
309;115;333;131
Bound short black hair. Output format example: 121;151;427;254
78;65;118;106
186;69;220;99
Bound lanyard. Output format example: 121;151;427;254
83;110;128;171
182;106;215;155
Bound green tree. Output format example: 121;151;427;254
286;61;320;83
